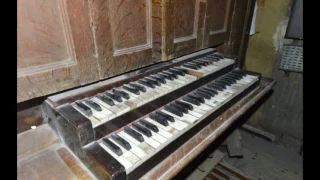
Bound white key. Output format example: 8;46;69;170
71;104;101;127
160;83;174;91
99;142;133;170
109;138;140;165
148;130;167;143
145;118;178;135
161;110;198;124
185;74;198;81
187;110;202;118
118;131;155;154
131;127;161;149
113;100;131;114
82;101;108;120
191;106;208;114
204;99;219;107
165;81;179;89
167;119;189;131
116;134;147;159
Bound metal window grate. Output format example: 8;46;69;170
279;45;303;73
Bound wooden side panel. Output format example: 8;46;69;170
89;0;163;79
17;0;100;102
203;0;235;47
163;0;206;59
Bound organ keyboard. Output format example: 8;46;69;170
42;48;265;180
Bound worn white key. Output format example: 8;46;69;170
188;110;202;118
148;130;167;143
86;100;116;120
145;118;179;135
131;127;161;149
113;100;130;113
118;131;155;154
160;84;174;91
82;101;108;120
92;98;124;116
116;134;147;159
71;104;101;127
99;142;133;170
204;99;219;107
167;119;189;131
185;74;198;80
161;110;198;124
191;106;208;114
166;81;179;89
109;138;140;165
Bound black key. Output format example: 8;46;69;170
111;134;131;151
207;84;225;91
218;78;234;85
132;122;152;137
162;71;178;79
75;101;92;116
139;79;155;88
225;74;242;80
124;126;144;142
173;67;188;74
221;76;237;83
112;89;130;100
175;100;193;110
164;105;183;117
188;94;205;103
210;82;226;89
216;79;232;86
159;72;174;80
194;91;211;100
105;92;123;102
150;75;166;84
193;60;208;66
183;64;199;70
97;94;115;106
145;77;161;86
182;97;200;106
210;54;224;59
129;83;146;92
187;62;202;68
202;87;218;95
123;85;140;95
139;119;159;132
84;99;102;111
171;102;188;113
169;68;185;76
197;59;212;65
149;113;169;126
198;88;214;96
102;138;123;156
202;57;219;62
155;111;175;122
231;71;246;77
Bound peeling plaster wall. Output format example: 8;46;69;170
244;0;302;147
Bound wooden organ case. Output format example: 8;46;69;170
17;0;276;179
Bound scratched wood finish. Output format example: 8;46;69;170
89;0;163;79
17;0;100;103
141;77;275;179
203;0;235;48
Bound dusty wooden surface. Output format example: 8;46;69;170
17;0;100;103
17;124;95;180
